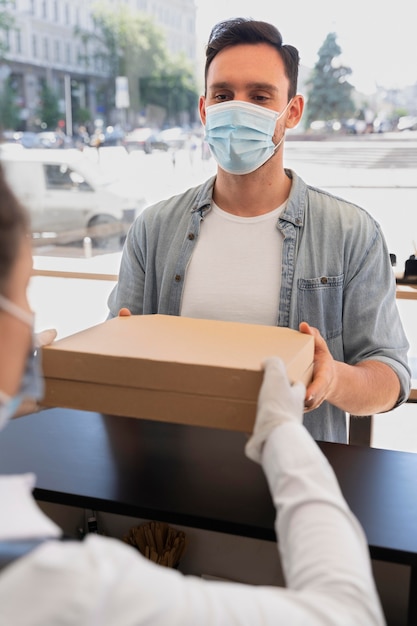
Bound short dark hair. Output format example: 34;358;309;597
0;163;30;294
204;18;299;99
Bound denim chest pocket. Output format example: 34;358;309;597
297;275;344;340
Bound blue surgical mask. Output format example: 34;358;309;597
0;294;44;431
0;392;25;431
204;99;292;175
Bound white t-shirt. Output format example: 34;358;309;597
180;202;285;325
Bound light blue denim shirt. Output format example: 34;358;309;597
108;170;411;443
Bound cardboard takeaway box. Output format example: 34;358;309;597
41;314;314;432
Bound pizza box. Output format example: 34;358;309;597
41;314;314;432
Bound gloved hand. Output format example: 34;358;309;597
245;357;306;464
35;329;57;348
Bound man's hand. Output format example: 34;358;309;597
300;322;402;416
245;357;305;464
299;322;336;412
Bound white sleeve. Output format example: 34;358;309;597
261;422;386;625
0;423;385;626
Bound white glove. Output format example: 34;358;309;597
245;357;306;464
35;329;57;348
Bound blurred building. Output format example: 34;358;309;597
0;0;196;131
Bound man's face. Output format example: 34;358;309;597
200;43;302;142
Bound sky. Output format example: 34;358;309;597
194;0;415;94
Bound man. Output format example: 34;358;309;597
108;18;410;442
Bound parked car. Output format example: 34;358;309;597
2;130;73;149
89;125;125;148
1;130;38;148
36;131;73;149
157;126;188;150
102;125;125;146
373;117;394;133
0;147;146;247
12;131;43;148
397;116;417;132
123;127;168;154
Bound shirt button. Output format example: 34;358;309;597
174;274;182;282
188;233;195;240
320;276;328;284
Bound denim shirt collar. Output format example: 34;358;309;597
191;170;306;227
281;169;305;228
192;176;216;216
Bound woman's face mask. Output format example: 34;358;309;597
204;99;292;175
0;294;44;431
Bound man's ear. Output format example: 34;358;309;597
286;94;304;129
199;95;207;125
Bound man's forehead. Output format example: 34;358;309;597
207;44;286;78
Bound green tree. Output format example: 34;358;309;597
0;3;18;131
0;0;15;58
37;82;61;129
140;55;199;126
72;106;91;127
76;4;198;124
0;76;19;130
304;32;355;128
76;4;168;114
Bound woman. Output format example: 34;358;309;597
0;164;384;624
0;166;55;423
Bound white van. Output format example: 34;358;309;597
0;146;146;247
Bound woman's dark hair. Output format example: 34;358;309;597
205;18;299;99
0;162;30;294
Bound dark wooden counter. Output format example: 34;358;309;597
1;408;416;623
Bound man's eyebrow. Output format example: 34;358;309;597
207;82;233;90
208;81;279;93
247;82;279;92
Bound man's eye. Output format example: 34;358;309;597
214;94;229;101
